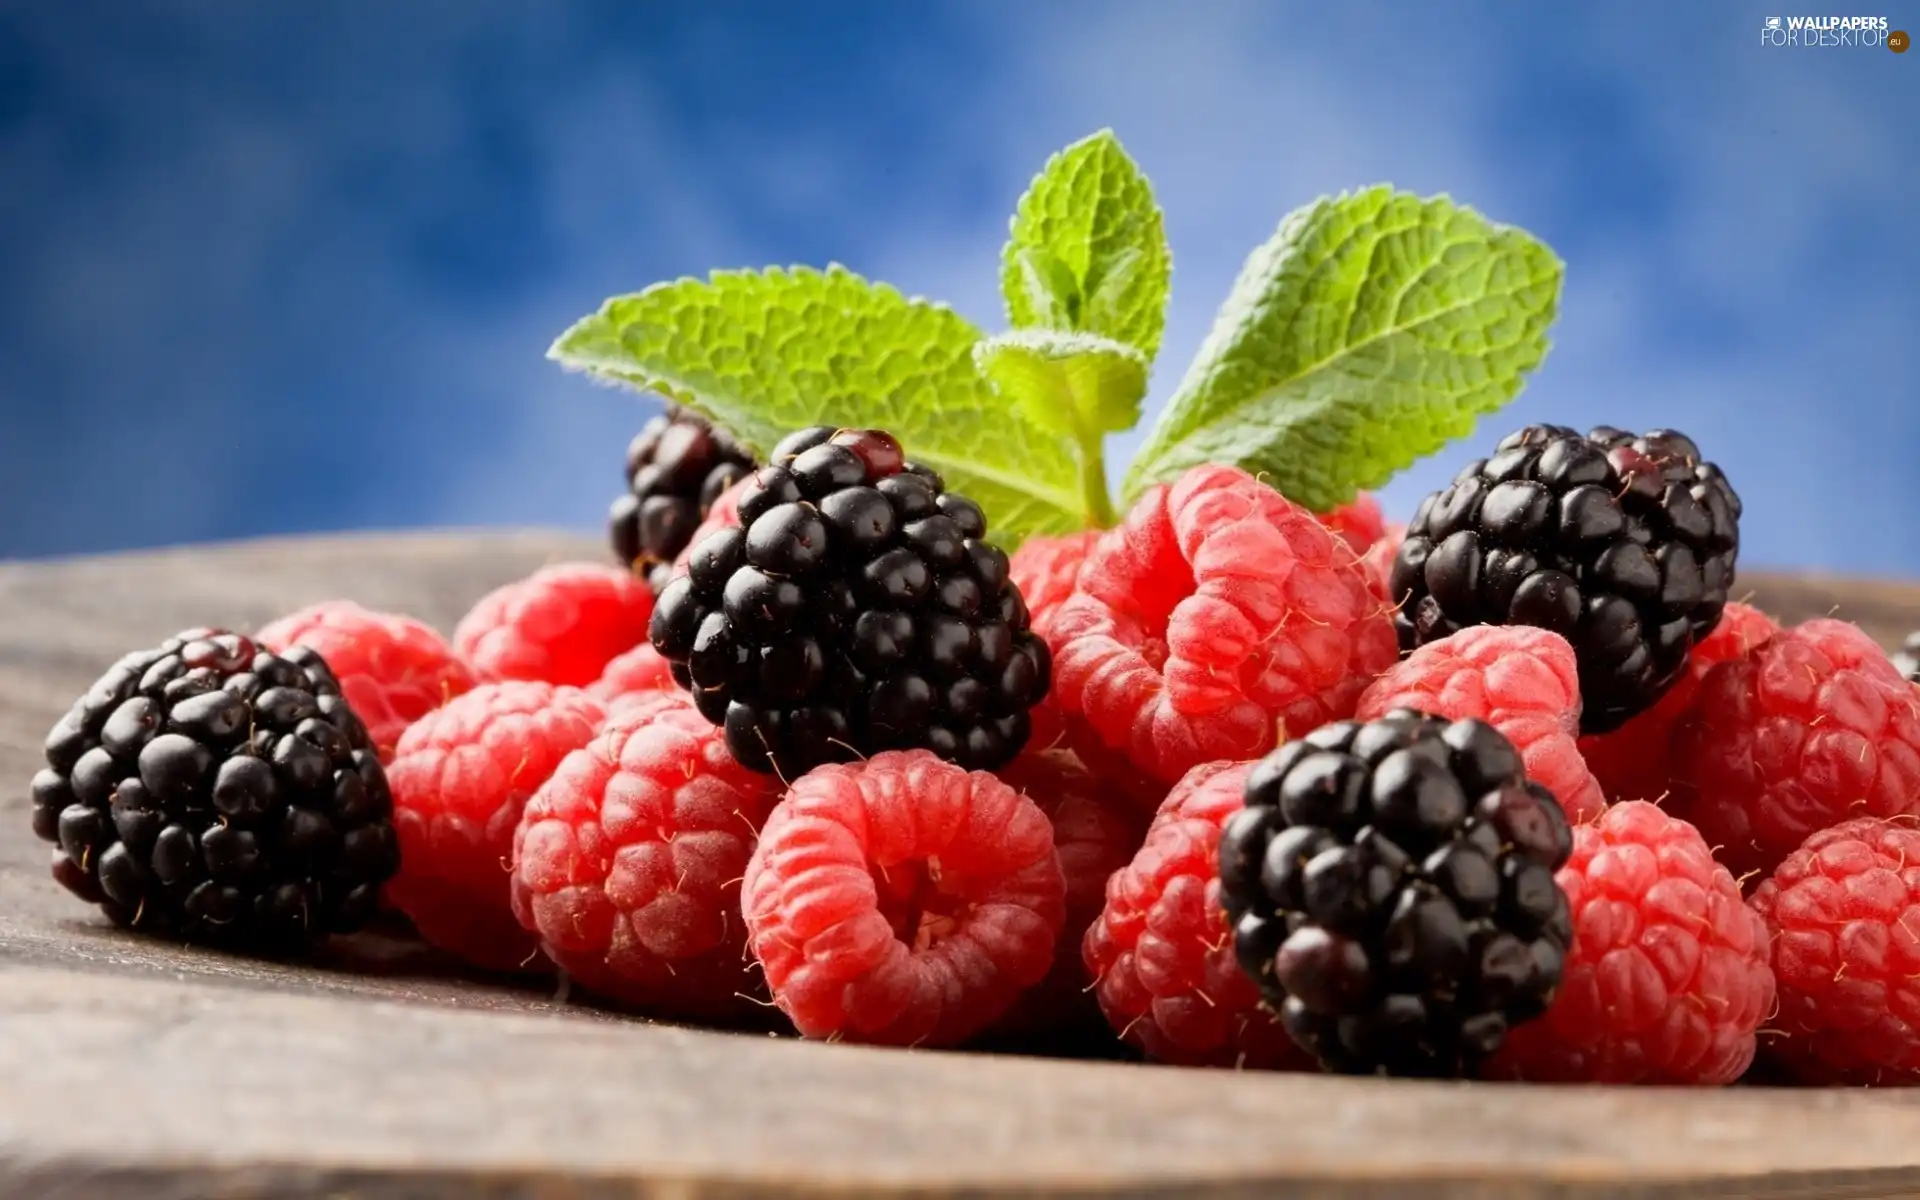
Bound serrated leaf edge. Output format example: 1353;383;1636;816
547;263;1086;514
547;262;974;368
972;328;1150;370
1126;184;1564;501
999;128;1172;360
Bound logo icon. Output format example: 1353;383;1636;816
1893;29;1911;51
1765;16;1782;30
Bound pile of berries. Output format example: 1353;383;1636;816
30;416;1920;1089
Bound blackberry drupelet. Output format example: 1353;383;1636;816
1895;632;1920;685
30;628;400;953
649;425;1051;779
1217;710;1575;1077
1389;426;1740;733
610;404;757;594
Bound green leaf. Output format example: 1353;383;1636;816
974;330;1147;442
1009;247;1081;329
1001;129;1172;360
549;265;1086;545
1123;187;1563;512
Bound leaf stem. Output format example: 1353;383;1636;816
1076;434;1118;527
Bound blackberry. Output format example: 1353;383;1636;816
610;404;757;594
1895;632;1920;684
30;628;400;954
1389;425;1741;733
649;425;1050;779
1218;710;1574;1077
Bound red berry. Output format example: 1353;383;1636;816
1073;720;1179;813
1026;698;1175;817
510;689;782;1020
1318;491;1387;557
1668;619;1920;881
385;681;606;972
1485;801;1773;1085
1046;465;1397;789
1083;760;1314;1069
1009;529;1100;626
453;562;654;688
1580;602;1779;805
990;750;1151;1035
1356;625;1608;823
829;427;905;478
256;600;475;762
1751;817;1920;1084
1362;521;1405;604
589;641;677;710
1015;528;1098;763
740;749;1066;1046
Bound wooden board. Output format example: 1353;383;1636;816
3;532;1920;1199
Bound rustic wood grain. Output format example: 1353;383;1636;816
2;533;1919;1200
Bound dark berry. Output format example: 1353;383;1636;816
736;466;805;527
745;503;831;575
30;628;400;954
877;473;939;521
1222;709;1574;1077
609;404;758;595
651;428;1050;778
819;487;896;551
1389;425;1741;732
829;428;905;478
790;444;867;498
771;425;836;461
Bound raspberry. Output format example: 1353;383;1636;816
256;600;475;762
32;629;399;952
1046;464;1397;790
1668;619;1920;881
588;642;677;710
1391;426;1742;732
1221;713;1574;1076
1750;817;1920;1084
385;681;605;972
1319;492;1388;557
1008;529;1100;626
740;749;1065;1046
1355;625;1608;824
511;689;782;1020
1485;801;1773;1084
650;426;1050;778
1010;531;1099;769
454;562;654;689
1022;689;1175;817
991;750;1150;1035
609;406;756;595
1057;715;1177;815
1579;601;1779;805
1362;521;1405;603
1083;760;1314;1069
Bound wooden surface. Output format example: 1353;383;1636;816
3;532;1920;1199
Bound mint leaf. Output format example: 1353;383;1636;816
1123;187;1563;512
1001;129;1172;360
549;265;1086;545
1009;246;1081;329
975;330;1144;527
974;330;1147;442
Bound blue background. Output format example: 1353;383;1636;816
1;2;1914;573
